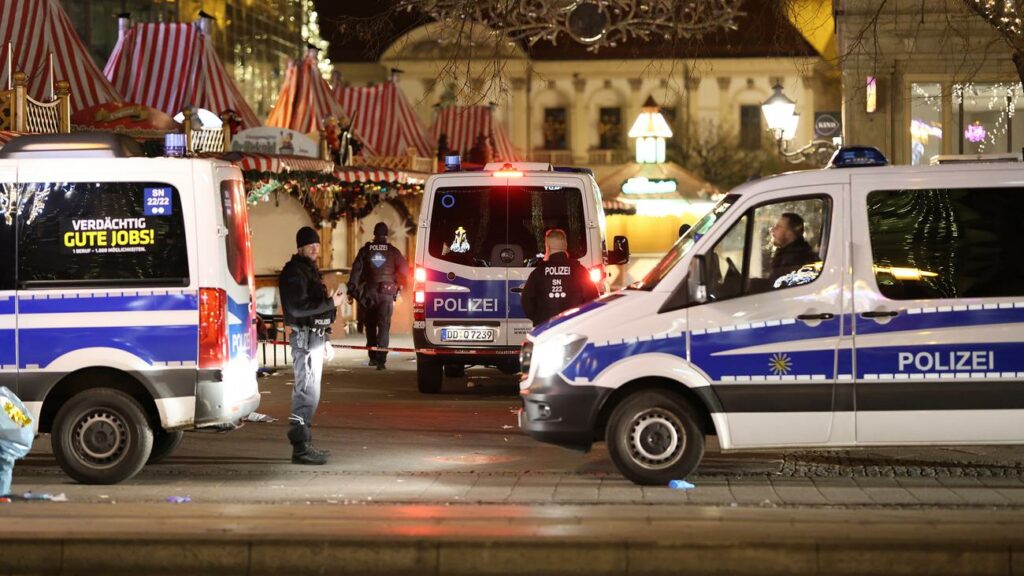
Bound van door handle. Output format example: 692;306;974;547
510;285;524;294
861;310;899;318
797;313;835;321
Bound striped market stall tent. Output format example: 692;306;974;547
334;78;432;159
266;49;369;150
103;17;260;128
431;105;521;163
0;0;121;113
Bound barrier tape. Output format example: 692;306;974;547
261;341;520;356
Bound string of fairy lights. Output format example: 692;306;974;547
243;170;424;223
912;81;1024;151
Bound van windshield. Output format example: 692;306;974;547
631;195;736;291
428;185;587;268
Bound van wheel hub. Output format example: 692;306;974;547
628;409;685;469
74;412;127;466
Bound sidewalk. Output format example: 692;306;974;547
3;502;1024;575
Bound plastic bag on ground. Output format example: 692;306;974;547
0;387;37;496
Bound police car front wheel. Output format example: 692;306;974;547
51;389;154;485
606;390;704;485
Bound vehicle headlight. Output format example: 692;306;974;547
533;334;588;378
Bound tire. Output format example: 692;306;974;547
51;388;154;485
417;355;443;394
147;429;184;465
606;390;704;485
444;364;465;378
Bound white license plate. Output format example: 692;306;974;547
440;328;496;342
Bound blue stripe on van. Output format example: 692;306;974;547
855;305;1024;335
19;325;198;368
19;292;198;314
0;330;14;366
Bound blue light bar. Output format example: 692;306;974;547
826;146;888;168
444;155;462;172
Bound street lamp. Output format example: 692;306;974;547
628;96;673;164
761;83;838;164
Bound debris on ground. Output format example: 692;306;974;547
668;479;695;490
244;412;279;423
166;496;191;503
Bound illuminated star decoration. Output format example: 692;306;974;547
769;352;792;375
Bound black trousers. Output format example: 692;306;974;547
364;297;394;365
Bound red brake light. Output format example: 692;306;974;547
589;266;605;284
415;290;425;304
493;162;523;178
414;267;427;283
199;287;228;368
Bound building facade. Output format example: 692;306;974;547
836;1;1024;165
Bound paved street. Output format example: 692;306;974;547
7;335;1024;575
12;334;1024;506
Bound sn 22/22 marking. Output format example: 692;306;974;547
897;350;996;372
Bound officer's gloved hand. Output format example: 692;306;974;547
324;341;335;362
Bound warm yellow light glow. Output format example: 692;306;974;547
874;265;939;281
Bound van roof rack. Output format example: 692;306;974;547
0;133;143;159
929;153;1021;165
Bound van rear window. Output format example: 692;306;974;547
428;185;587;268
220;179;253;287
16;182;189;288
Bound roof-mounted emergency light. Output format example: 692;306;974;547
493;162;523;178
444;155;462;172
826;146;888;168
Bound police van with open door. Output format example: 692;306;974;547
412;160;629;393
0;134;260;484
519;147;1024;485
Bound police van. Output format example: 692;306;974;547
519;147;1024;485
412;160;628;393
0;134;260;484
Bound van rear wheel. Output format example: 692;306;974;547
606;390;704;486
51;388;154;485
417;355;443;394
147;429;185;465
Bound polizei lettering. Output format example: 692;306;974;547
433;297;499;313
897;350;995;372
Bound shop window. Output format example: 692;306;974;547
910;83;943;166
953;83;1019;155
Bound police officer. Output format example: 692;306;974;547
521;229;599;326
348;222;408;370
279;226;342;465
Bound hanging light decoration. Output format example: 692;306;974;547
395;0;746;52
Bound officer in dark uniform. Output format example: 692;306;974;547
279;226;342;465
768;212;816;282
348;222;409;370
521;229;599;326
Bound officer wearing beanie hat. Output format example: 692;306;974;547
278;226;342;464
347;222;408;370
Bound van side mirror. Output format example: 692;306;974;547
688;255;708;304
607;235;630;265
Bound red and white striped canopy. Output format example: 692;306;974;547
431;106;521;162
1;0;121;113
334;168;409;183
334;79;433;158
103;22;260;128
218;153;333;174
267;51;347;136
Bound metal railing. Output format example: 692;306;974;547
529;149;574;164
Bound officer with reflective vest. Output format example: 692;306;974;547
521;228;599;326
279;226;341;465
348;222;408;370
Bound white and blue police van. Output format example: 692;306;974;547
412;159;629;393
0;134;260;484
519;147;1024;485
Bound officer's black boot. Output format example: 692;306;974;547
291;442;328;465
